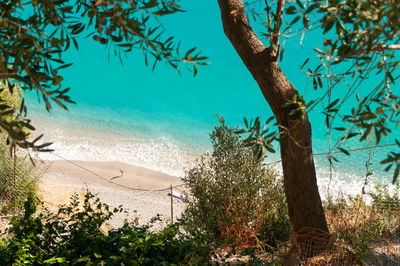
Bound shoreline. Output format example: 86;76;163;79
39;160;186;228
36;157;397;228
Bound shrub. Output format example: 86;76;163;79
182;117;290;249
369;184;400;211
0;191;213;265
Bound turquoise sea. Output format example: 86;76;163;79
25;1;396;197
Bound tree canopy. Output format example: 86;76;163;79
0;0;207;154
236;0;400;182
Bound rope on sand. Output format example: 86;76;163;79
49;152;186;193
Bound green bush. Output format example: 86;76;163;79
0;191;213;265
182;117;290;248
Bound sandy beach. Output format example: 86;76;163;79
39;160;187;228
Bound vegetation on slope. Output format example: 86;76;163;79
1;119;400;264
0;82;43;214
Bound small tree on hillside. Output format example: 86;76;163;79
183;117;290;248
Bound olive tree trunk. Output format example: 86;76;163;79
217;0;329;236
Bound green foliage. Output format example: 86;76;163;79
236;116;278;161
282;0;400;182
282;93;306;121
369;184;400;212
0;81;49;153
0;0;208;152
380;149;400;183
0;191;213;265
182;117;290;248
0;81;21;109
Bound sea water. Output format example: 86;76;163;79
25;1;396;198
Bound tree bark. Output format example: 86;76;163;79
217;0;329;238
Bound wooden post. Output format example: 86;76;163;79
170;184;173;224
13;145;16;211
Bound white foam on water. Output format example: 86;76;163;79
30;112;204;177
265;157;396;202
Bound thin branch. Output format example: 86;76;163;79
280;21;321;38
313;143;397;156
265;143;397;166
342;44;400;59
0;73;30;85
278;124;308;150
25;68;48;96
271;0;285;51
264;0;272;31
0;73;19;79
378;44;400;50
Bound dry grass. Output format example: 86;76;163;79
281;191;400;265
217;196;270;250
213;189;400;265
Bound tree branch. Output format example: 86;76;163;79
264;0;272;31
271;0;285;53
376;44;400;51
342;44;400;59
217;0;295;114
25;69;48;96
217;0;266;56
0;73;30;85
0;73;19;79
